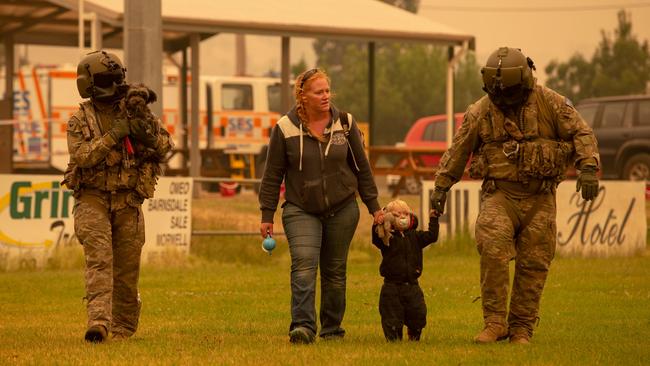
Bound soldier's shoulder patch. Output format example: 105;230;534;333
67;114;83;131
564;97;574;108
67;116;78;128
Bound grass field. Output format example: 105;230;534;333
1;192;649;365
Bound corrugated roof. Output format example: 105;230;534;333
2;0;473;50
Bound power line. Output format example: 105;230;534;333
420;2;650;12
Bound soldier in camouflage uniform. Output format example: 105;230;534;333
430;47;600;344
63;51;173;343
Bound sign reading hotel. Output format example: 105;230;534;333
0;175;192;270
421;180;647;257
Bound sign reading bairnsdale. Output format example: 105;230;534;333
0;175;192;271
421;180;647;257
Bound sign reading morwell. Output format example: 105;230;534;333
0;175;193;270
142;177;193;263
421;180;647;257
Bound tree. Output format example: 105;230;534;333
263;56;308;79
546;10;650;102
454;52;484;112
312;0;482;144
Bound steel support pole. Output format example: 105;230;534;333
189;34;200;183
445;42;469;148
124;0;163;117
280;36;290;114
0;35;14;173
445;46;454;149
181;48;188;169
368;41;375;146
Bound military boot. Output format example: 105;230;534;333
84;325;108;343
473;323;508;344
509;328;531;345
111;332;131;342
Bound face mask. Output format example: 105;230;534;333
396;216;410;231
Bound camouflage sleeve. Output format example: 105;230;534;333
66;113;116;168
546;88;600;168
434;106;481;190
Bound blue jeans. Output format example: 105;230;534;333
282;199;360;338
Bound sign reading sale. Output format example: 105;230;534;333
0;175;192;270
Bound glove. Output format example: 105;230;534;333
576;165;599;201
130;118;158;147
430;188;448;216
107;118;130;143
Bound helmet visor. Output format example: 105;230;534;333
93;70;124;88
482;66;524;92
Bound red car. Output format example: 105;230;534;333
387;113;464;194
402;113;465;166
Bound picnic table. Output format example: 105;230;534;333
369;145;446;197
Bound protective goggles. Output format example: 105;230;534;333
93;70;125;88
481;65;525;93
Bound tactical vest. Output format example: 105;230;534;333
63;101;159;198
469;87;575;183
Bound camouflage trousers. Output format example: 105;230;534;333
74;190;145;337
475;189;557;337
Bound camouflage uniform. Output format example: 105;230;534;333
64;99;172;338
435;84;599;339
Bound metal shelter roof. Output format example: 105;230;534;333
1;0;475;175
1;0;474;51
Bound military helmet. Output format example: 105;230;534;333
481;47;536;108
76;50;126;100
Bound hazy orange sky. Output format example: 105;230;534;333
420;0;650;84
194;0;650;85
22;0;650;87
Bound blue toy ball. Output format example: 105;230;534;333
262;234;276;255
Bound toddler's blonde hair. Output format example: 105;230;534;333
385;199;411;214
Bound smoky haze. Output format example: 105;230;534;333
16;0;650;88
420;0;650;85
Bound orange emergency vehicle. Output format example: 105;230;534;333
4;64;285;179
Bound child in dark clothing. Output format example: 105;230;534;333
372;199;439;341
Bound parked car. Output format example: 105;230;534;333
386;113;464;194
575;94;650;181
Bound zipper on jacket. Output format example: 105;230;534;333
400;232;409;280
318;141;330;210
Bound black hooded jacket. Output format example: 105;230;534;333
259;105;380;222
372;215;439;283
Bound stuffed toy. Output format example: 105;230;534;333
376;211;395;246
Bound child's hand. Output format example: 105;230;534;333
429;209;440;218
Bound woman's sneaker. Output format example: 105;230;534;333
289;327;314;344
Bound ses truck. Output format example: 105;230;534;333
4;64;284;179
